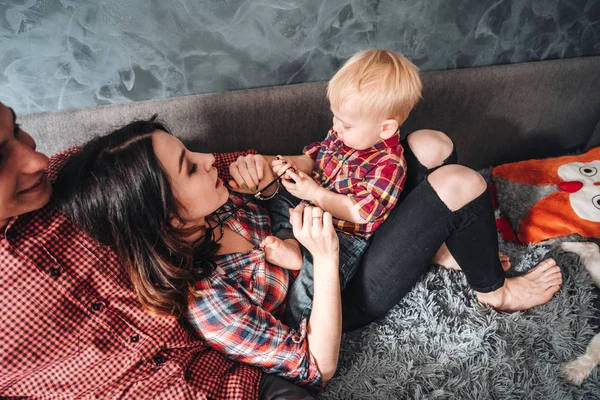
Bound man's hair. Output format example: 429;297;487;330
327;48;422;125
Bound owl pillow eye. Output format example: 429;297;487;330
579;166;597;177
593;195;600;210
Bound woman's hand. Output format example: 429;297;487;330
290;203;339;262
229;154;276;195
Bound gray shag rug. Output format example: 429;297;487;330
317;171;600;399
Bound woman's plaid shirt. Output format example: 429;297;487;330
1;149;262;399
304;128;406;239
187;194;323;387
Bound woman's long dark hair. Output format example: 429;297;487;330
54;116;219;318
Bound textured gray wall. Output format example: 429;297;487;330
1;0;598;115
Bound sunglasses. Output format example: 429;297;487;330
212;157;297;227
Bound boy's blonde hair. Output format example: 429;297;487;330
327;49;422;125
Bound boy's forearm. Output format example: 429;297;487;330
283;155;314;174
262;155;278;165
263;154;314;176
312;188;367;224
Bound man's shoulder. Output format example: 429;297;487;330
9;200;73;242
47;146;82;183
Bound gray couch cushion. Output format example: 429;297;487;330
585;119;600;150
403;56;600;168
21;56;600;170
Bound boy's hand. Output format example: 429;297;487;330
229;154;276;195
280;168;321;202
271;156;299;177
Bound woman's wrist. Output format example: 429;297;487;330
311;255;339;270
260;178;279;196
311;186;326;207
255;180;280;200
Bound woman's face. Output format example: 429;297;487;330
152;130;229;227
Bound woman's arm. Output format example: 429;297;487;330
305;254;341;381
290;203;342;382
188;204;342;385
188;285;324;386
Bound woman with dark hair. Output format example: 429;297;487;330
54;116;342;387
55;114;563;389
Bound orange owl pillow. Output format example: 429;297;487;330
491;147;600;244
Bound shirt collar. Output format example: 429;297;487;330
0;216;18;239
331;129;400;154
373;130;400;151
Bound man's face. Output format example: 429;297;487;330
0;103;50;228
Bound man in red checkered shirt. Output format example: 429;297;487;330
230;49;427;328
0;101;313;399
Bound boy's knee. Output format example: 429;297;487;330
406;129;454;169
427;165;487;211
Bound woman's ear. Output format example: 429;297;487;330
380;119;399;140
169;214;187;231
170;213;209;243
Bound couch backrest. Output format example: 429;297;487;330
21;56;600;169
404;56;600;168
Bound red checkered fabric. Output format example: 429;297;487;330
1;148;262;399
188;193;322;387
304;128;406;238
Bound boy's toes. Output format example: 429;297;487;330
499;253;511;271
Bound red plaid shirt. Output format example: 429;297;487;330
304;128;406;238
187;194;322;387
1;149;262;399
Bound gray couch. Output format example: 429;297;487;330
24;56;600;170
21;56;600;399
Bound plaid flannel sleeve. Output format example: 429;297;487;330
303;141;321;162
303;129;336;162
347;156;406;223
214;150;258;183
187;285;323;387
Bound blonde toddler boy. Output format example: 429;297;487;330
263;49;422;326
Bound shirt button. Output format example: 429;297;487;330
153;353;166;365
337;154;344;160
49;267;61;278
130;334;139;343
91;301;105;312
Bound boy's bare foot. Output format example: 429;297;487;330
476;258;562;311
433;243;511;271
260;236;303;270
